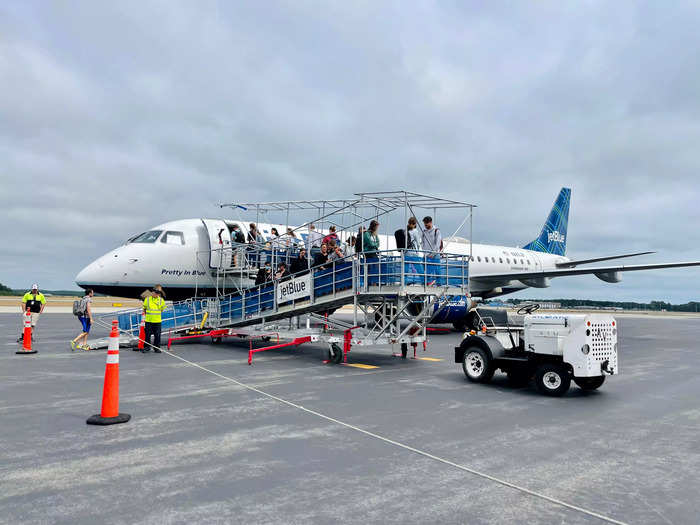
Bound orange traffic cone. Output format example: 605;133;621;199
16;309;37;355
87;320;131;425
136;315;145;350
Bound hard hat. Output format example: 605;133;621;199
31;283;38;290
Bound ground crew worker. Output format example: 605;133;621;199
142;287;167;353
18;284;46;342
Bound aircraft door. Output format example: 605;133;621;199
530;252;544;271
202;219;233;269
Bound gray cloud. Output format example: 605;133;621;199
1;1;699;301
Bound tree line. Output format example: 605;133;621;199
501;298;700;312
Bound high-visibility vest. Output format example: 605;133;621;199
143;296;166;323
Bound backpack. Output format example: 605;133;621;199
394;229;406;250
72;299;86;317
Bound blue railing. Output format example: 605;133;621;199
115;250;469;333
217;250;468;325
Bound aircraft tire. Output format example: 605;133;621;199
329;343;344;364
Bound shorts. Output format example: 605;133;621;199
79;316;91;333
21;312;40;328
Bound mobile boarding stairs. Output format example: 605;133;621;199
109;250;469;363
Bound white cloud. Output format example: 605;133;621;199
1;1;699;301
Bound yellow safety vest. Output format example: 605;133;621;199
143;296;166;323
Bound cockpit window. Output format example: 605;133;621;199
161;231;185;245
130;230;163;243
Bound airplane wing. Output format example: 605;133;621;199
472;260;700;284
555;251;655;268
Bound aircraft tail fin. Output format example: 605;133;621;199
523;187;570;256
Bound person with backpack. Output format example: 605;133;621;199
231;224;246;266
71;289;94;351
362;220;381;280
406;217;421;251
405;217;422;282
355;226;364;253
322;225;339;246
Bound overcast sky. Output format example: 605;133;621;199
2;1;699;301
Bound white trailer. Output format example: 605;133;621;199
454;304;618;396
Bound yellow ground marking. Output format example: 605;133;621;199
417;357;443;362
343;363;379;369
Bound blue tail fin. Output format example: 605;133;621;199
523;187;570;256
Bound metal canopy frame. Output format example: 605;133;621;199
220;190;476;213
211;189;475;307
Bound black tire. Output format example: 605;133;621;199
506;368;532;387
452;321;467;332
574;376;605;391
464;311;482;331
461;346;494;383
329;343;344;364
535;363;570;396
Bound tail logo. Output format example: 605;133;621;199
547;231;566;244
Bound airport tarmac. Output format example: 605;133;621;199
1;314;699;524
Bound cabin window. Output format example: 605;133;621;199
499;257;503;263
506;258;511;264
491;257;496;263
130;230;163;243
527;259;531;265
520;259;524;265
161;231;185;245
477;256;481;262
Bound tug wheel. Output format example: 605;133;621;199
461;346;494;383
329;343;344;364
535;363;570;396
574;376;605;391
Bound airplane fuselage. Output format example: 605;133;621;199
75;218;567;301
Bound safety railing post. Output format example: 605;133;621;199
242;287;246;320
463;255;466;294
274;280;278;314
400;249;405;289
424;252;427;290
332;260;336;298
310;266;315;306
445;254;449;289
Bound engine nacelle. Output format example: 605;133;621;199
595;271;622;283
518;277;551;288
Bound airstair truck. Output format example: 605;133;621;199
455;304;618;396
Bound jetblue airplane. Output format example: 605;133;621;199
76;188;700;310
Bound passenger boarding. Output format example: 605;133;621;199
75;188;700;309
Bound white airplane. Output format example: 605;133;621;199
75;188;700;305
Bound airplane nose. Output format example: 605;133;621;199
75;260;100;287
